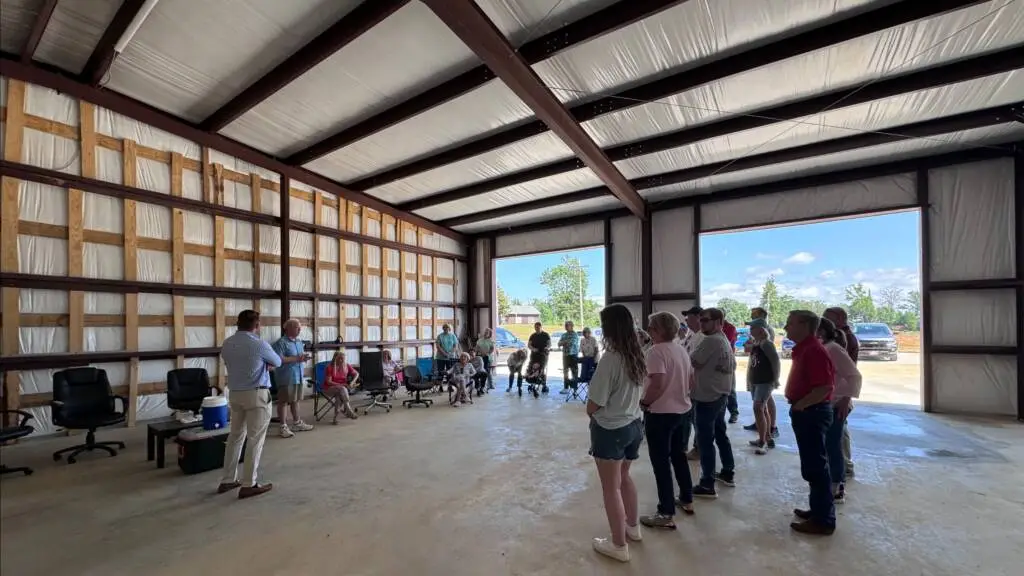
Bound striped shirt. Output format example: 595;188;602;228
221;330;282;391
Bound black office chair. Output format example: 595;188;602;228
358;350;391;415
50;368;127;464
0;409;35;476
166;368;214;414
401;365;433;408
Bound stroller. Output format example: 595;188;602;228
522;349;549;399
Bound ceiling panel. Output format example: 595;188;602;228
453;195;624;234
221;1;485;156
105;0;363;122
581;1;1024;147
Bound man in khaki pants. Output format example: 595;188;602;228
217;310;281;499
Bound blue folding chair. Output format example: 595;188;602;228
305;361;333;422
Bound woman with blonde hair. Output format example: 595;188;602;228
639;311;696;529
323;351;359;424
587;304;646;562
447;352;476;407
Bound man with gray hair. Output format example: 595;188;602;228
272;318;313;438
784;310;836;535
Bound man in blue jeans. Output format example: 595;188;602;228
689;308;737;498
784;310;837;535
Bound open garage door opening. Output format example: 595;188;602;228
494;246;606;392
699;210;923;409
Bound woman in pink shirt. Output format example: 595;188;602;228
639;311;696;528
818;318;862;504
324;351;359;424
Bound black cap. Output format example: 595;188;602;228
683;306;703;316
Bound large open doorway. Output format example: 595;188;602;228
699;211;922;408
494;246;606;391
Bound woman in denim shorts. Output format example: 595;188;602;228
586;304;646;563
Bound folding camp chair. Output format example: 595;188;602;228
566;357;594;403
306;361;333;422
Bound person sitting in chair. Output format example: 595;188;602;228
324;351;359;424
469;350;489;396
447;352;475;407
382;350;402;391
524;361;546;398
506;348;527;393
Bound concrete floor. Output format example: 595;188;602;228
1;387;1022;576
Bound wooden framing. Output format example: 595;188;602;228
0;78;470;427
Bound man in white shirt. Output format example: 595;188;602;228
682;307;705;459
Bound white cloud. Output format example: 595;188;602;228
819;270;836;279
783;251;816;264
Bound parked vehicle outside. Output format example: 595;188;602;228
494;326;525;362
781;336;795;359
853;322;899;361
734;327;750;356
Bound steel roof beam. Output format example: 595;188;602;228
81;0;148;86
20;0;59;63
200;0;410;132
422;0;646;218
441;104;1019;226
0;54;465;242
354;0;986;192
284;0;688;166
404;45;1023;211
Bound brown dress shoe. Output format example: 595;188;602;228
790;519;835;535
792;508;812;520
217;482;241;494
238;483;273;499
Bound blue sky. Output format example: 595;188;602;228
496;210;921;306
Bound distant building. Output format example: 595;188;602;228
504;305;540;325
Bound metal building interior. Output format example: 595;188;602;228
0;0;1021;574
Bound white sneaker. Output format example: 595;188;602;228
279;425;294;438
754;446;768;455
625;523;643;542
452;402;460;408
592;538;629;562
291;420;313;432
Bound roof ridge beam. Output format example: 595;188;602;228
284;0;688;166
200;0;410;132
402;44;1024;211
350;0;987;192
441;104;1019;227
422;0;646;218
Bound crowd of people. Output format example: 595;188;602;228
213;303;863;561
585;303;863;562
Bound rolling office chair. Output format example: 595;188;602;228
401;365;433;408
166;368;214;415
50;368;127;464
357;350;392;415
0;409;35;476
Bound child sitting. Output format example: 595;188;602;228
447;352;476;407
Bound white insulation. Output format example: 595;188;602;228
495;220;603;259
652;207;695;295
610;217;641;297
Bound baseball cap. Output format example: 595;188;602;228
683;306;703;316
747;318;769;329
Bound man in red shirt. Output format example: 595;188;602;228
783;310;836;535
722;315;740;423
824;307;857;478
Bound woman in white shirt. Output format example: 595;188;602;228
579;327;601;383
586;305;646;563
818;318;862;504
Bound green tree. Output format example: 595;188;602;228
496;285;511;319
758;275;795;328
904;290;921;315
538;257;601;327
844;283;876;323
716;297;752;326
878;286;904;311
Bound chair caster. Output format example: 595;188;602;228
53;453;62;462
24;469;33;476
68;457;77;464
